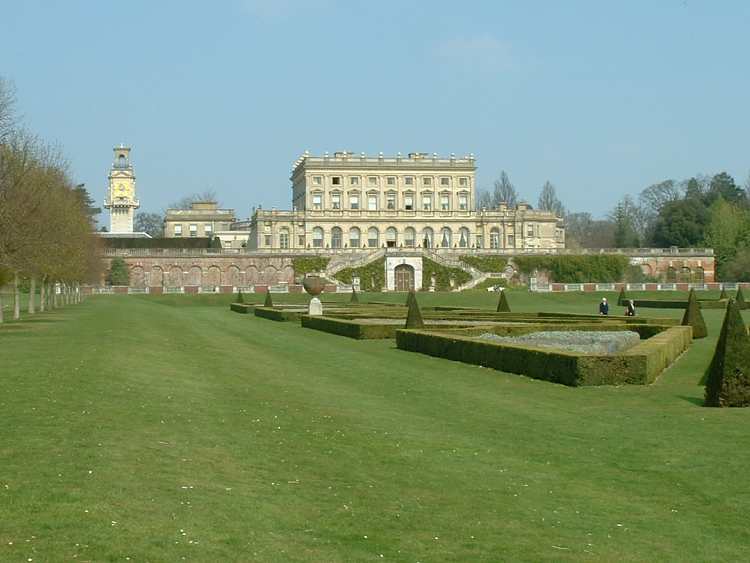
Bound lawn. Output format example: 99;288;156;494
1;290;748;561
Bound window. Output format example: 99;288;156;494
490;228;500;249
404;176;414;186
264;235;272;246
174;224;182;237
458;177;468;187
441;227;452;248
368;176;378;186
367;227;379;248
312;193;322;210
331;177;342;185
349;227;361;248
527;224;534;237
350;194;360;210
422;194;432;211
368;195;378;211
386;193;396;210
204;224;212;235
279;229;290;249
476;233;483;248
385;227;397;248
349;176;360;186
386;176;396;186
312;227;324;248
458;194;468;211
331;227;343;248
331;193;341;210
404;227;416;247
440;194;450;211
507;234;515;247
189;224;198;237
298;235;305;247
404;194;414;211
422;227;433;248
312;176;322;185
459;227;470;248
440;177;450;187
422;177;432;186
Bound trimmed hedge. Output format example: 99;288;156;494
292;256;330;276
335;258;386;291
513;255;629;283
421;257;472;291
633;299;727;310
396;325;691;386
460;255;507;273
229;303;254;314
301;315;396;339
102;237;220;249
254;306;302;322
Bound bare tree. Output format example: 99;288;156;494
0;77;17;143
167;189;220;210
492;171;518;208
537;181;565;216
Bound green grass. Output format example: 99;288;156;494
1;291;749;561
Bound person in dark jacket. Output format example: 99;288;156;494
599;297;609;316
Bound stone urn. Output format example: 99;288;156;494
302;274;324;296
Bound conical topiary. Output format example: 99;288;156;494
496;290;510;313
719;286;728;300
236;289;244;304
617;286;628;306
264;290;273;308
350;288;359;304
681;288;708;339
704;299;750;407
736;286;746;310
404;290;424;329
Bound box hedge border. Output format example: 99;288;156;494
254;306;303;322
230;303;254;314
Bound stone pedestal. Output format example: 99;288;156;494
308;297;323;316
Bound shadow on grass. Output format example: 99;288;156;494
678;395;705;407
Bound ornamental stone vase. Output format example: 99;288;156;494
302;274;324;297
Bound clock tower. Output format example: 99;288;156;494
104;145;140;233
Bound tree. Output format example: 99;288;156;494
724;249;750;282
134;212;164;237
703;197;750;279
639;179;681;214
610;196;642;248
681;289;707;339
537;181;565;216
108;258;129;286
404;290;424;328
708;172;745;205
704;299;750;407
492;171;518;208
0;77;17;144
496;290;510;312
263;290;273;307
652;198;710;247
168;190;220;210
72;184;101;226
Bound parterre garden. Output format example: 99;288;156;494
1;288;749;561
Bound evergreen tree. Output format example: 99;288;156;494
236;289;244;304
350;288;359;304
496;290;510;312
263;290;273;307
720;287;728;300
737;286;746;309
108;257;130;286
681;288;707;338
404;291;424;328
704;299;750;407
617;286;628;306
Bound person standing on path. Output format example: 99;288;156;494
599;297;609;316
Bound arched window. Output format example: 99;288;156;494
440;227;452;248
458;227;470;248
349;227;361;248
666;266;677;282
490;227;500;249
312;227;324;248
404;227;416;247
422;227;433;248
331;227;343;248
279;228;290;249
367;227;379;248
386;227;398;248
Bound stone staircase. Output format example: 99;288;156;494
326;249;386;277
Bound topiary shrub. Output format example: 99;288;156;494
108;257;130;286
405;291;424;328
264;290;273;308
719;287;728;300
496;290;510;312
736;287;747;309
704;299;750;407
350;288;359;304
681;288;708;339
236;290;244;304
617;286;628;306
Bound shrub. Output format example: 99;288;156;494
405;291;424;328
513;255;630;283
292;257;330;277
350;288;359;304
460;255;507;273
496;291;510;312
236;290;244;304
335;258;385;291
108;257;130;285
704;299;750;407
301;316;395;339
264;291;273;308
421;258;471;290
103;237;215;249
681;289;708;339
229;303;253;314
617;286;628;305
736;287;747;309
473;278;507;291
719;287;728;300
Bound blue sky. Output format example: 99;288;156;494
2;0;749;222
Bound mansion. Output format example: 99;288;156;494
245;151;565;251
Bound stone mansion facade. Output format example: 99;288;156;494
246;152;565;251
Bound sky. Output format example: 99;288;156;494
2;0;749;224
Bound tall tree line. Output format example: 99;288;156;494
0;77;102;322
